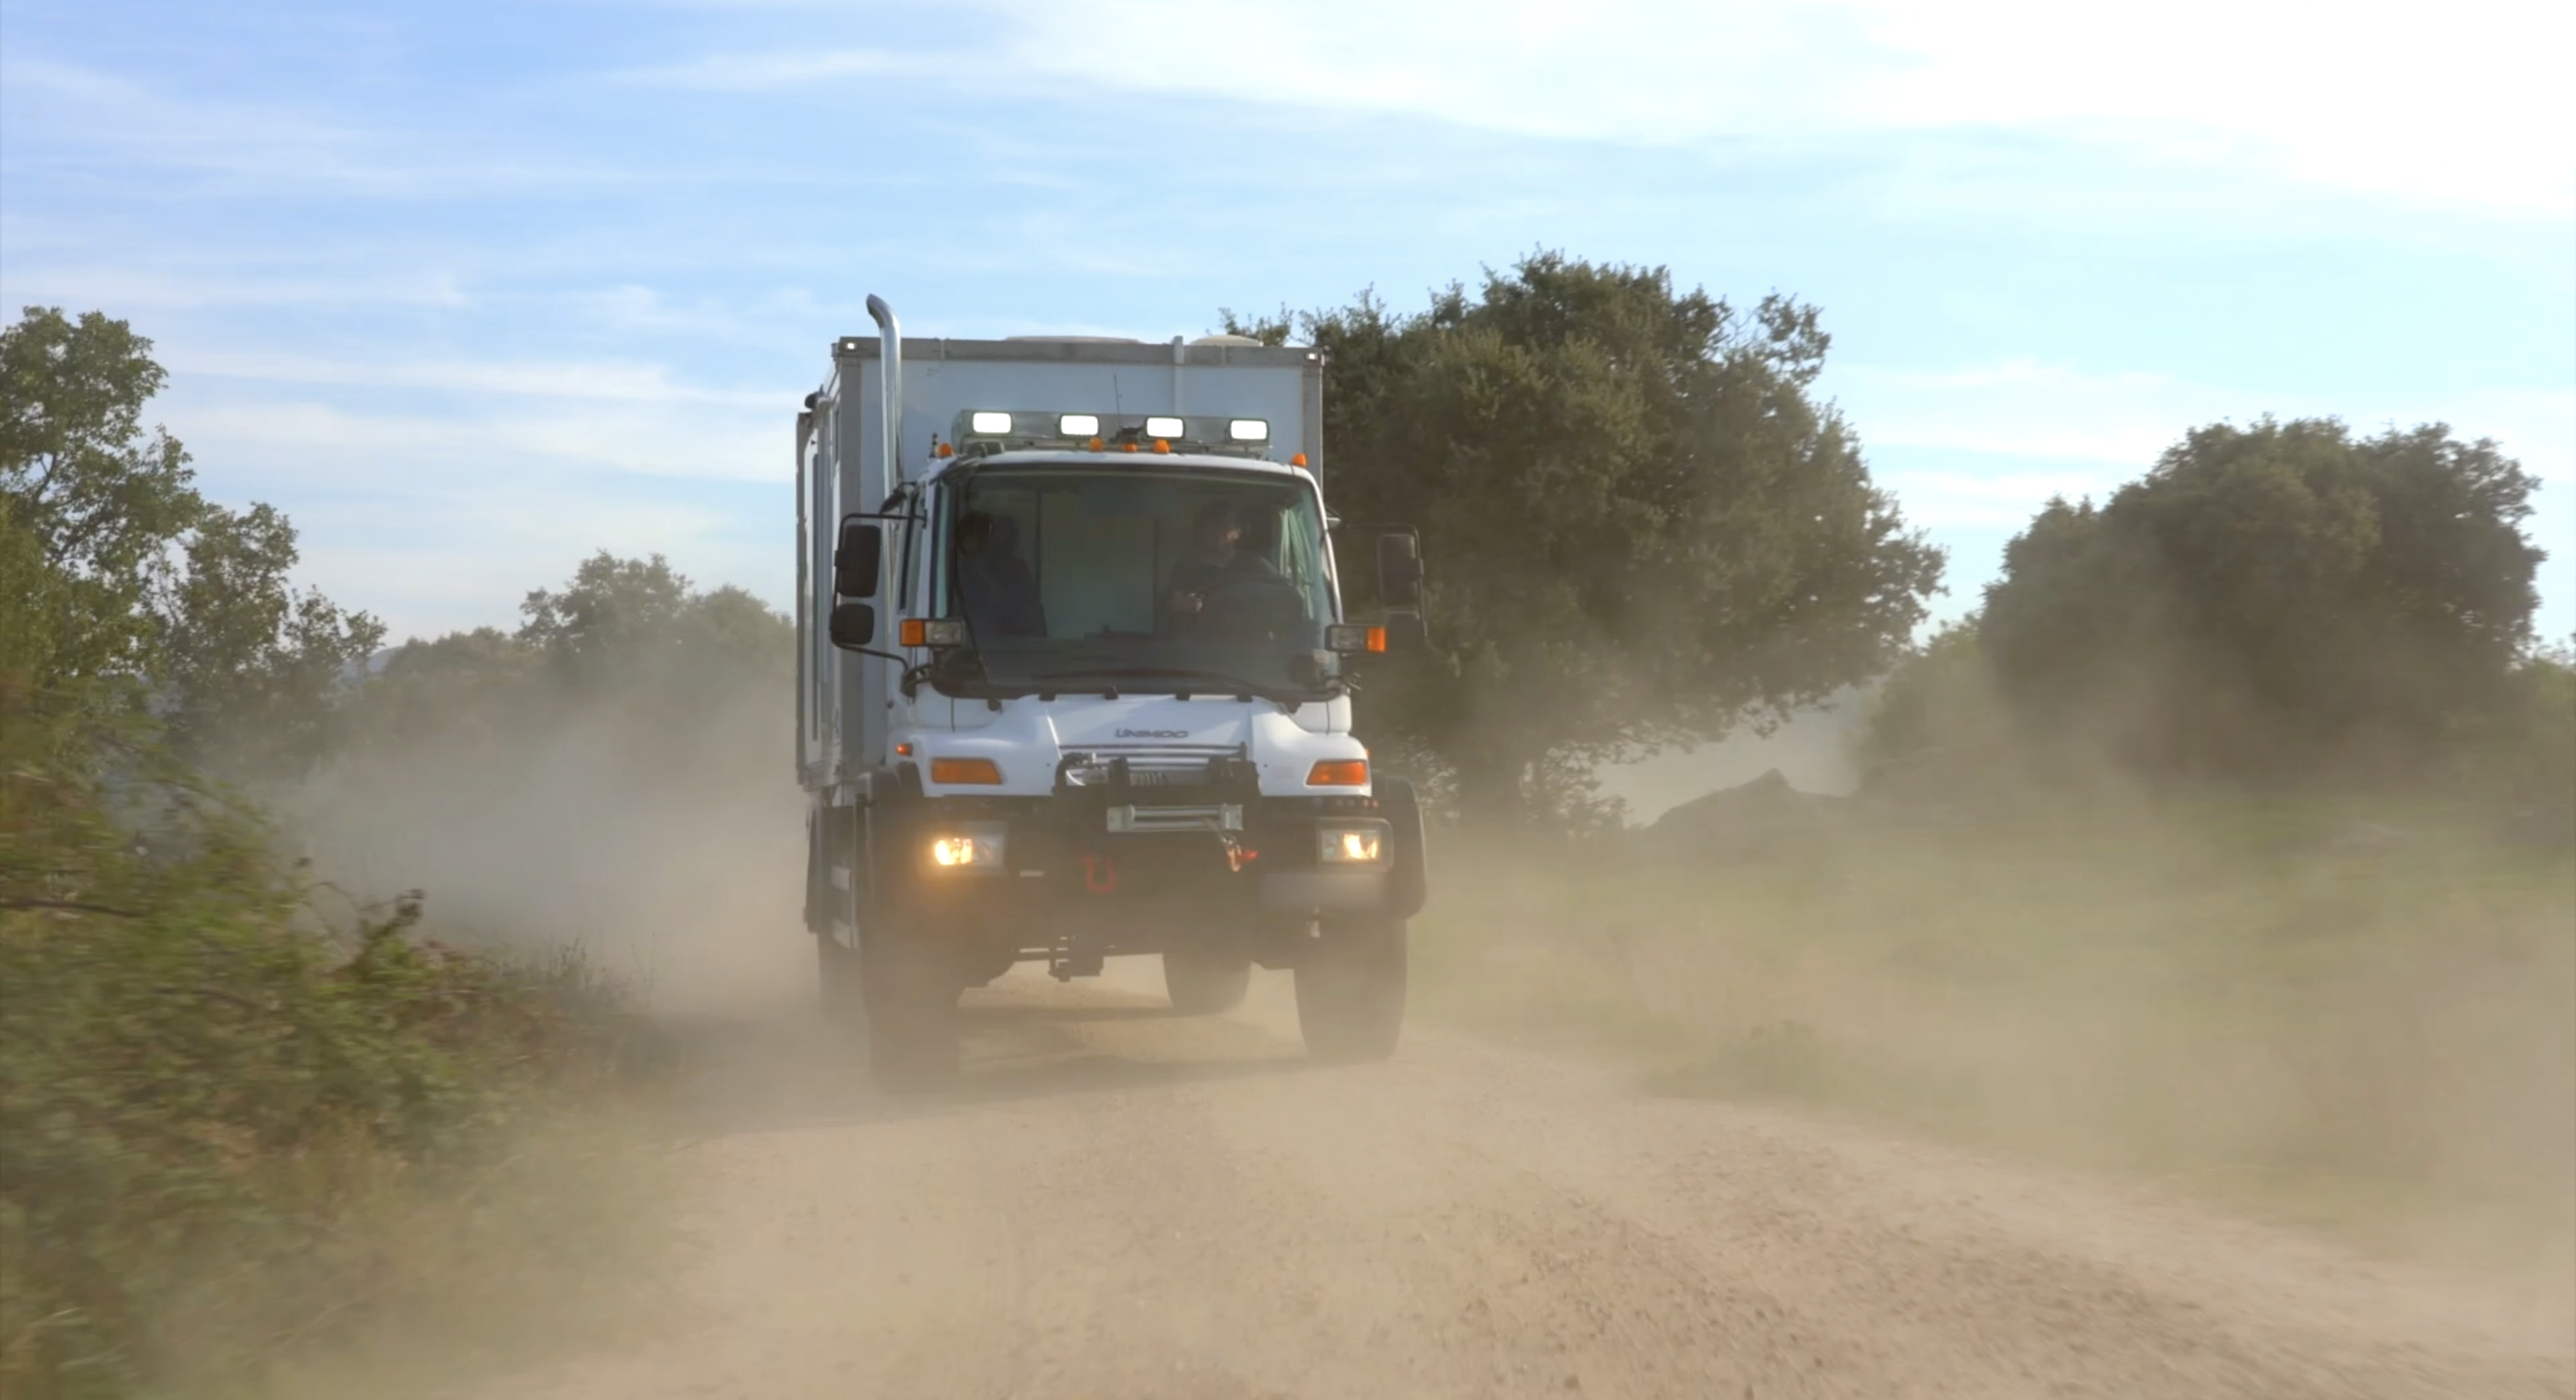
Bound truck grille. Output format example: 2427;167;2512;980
1062;744;1238;789
1106;803;1244;833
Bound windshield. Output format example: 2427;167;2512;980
935;464;1340;698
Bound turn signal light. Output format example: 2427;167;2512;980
930;758;1004;785
1326;623;1386;654
899;619;967;648
1306;760;1368;787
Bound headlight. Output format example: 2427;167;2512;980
1317;820;1390;866
926;823;1007;873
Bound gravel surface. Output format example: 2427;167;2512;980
491;960;2576;1400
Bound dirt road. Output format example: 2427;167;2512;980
494;961;2574;1400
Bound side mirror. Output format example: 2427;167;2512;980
834;518;882;599
1375;532;1423;612
826;601;877;652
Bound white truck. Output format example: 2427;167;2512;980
796;297;1431;1089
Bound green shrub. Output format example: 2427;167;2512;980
0;685;642;1398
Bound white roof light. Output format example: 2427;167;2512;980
970;411;1012;435
1145;416;1184;439
1227;419;1270;442
1058;413;1100;437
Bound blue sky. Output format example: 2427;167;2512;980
5;0;2571;648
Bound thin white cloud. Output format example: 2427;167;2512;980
642;0;2575;215
172;396;783;485
1875;468;2137;529
2;60;380;186
0;59;638;197
1835;359;2207;467
290;494;786;642
1848;360;2568;465
168;349;780;409
0;263;475;313
164;390;797;636
626;47;915;90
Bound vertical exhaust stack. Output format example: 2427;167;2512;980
866;294;903;489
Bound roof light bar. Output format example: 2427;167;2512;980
942;409;1284;462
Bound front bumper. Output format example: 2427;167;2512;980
887;787;1405;916
1255;869;1389;912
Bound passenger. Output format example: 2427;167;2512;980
955;510;1046;638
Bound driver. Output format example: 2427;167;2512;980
1161;498;1283;634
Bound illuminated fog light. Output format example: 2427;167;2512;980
1145;416;1184;439
1058;413;1100;437
1317;821;1388;866
970;411;1013;435
1227;419;1269;442
928;824;1007;871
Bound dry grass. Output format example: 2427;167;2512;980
1411;797;2576;1285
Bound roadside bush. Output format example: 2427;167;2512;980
1979;418;2542;783
0;684;648;1399
2452;638;2576;840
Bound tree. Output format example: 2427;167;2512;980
518;551;697;670
1;305;383;774
1;307;203;685
160;503;387;776
516;550;790;705
1855;616;2006;784
1225;253;1944;828
1980;417;2545;779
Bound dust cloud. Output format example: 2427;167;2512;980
238;646;2576;1397
1417;753;2576;1297
273;672;811;1020
270;653;2576;1298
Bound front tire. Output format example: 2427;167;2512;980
1293;915;1407;1062
1162;943;1253;1015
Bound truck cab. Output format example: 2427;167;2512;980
798;300;1428;1089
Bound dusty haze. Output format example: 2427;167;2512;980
261;669;2575;1397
